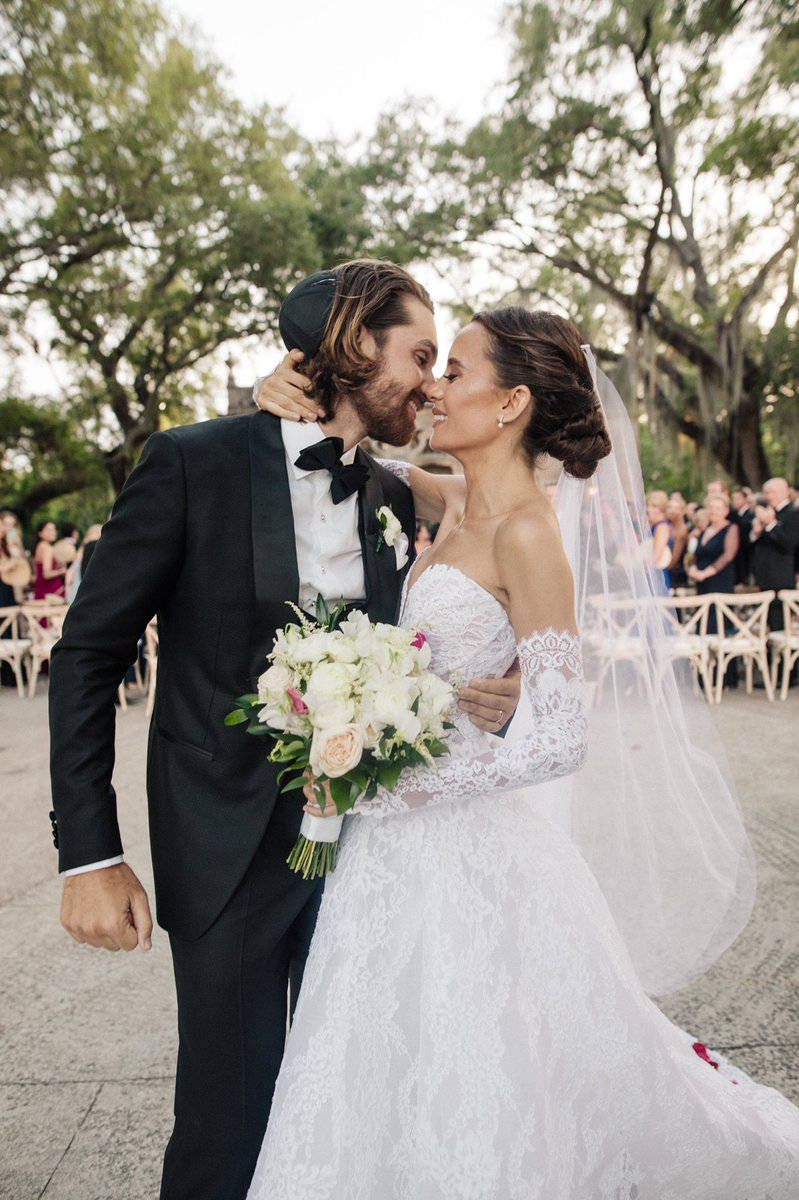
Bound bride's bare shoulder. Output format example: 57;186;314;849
495;500;576;634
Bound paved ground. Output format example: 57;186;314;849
1;683;798;1199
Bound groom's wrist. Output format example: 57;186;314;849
61;855;125;877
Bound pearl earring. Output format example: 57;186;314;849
497;414;505;428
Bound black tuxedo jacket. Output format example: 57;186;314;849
752;503;799;592
730;507;754;584
49;412;415;939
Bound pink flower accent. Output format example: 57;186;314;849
692;1042;719;1070
287;687;309;715
411;631;428;649
693;1041;739;1084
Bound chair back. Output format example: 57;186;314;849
779;589;799;636
712;590;774;641
0;605;21;639
658;594;711;639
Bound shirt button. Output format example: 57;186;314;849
320;513;327;522
321;567;327;574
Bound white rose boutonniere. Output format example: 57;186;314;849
376;504;409;570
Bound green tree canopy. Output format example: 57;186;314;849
412;0;799;484
1;0;321;490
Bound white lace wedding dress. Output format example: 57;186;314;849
247;562;799;1200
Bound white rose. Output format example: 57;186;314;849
257;662;292;703
304;661;357;727
394;709;422;744
290;630;333;664
377;505;402;545
309;724;365;778
368;677;417;730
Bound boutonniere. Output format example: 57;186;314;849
375;505;409;570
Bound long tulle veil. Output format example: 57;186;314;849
547;347;756;997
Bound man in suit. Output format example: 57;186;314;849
49;259;519;1200
751;477;799;632
730;486;755;585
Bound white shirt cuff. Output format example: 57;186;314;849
61;855;124;877
765;521;778;532
252;376;266;405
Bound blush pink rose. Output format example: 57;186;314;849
411;631;428;650
309;725;364;778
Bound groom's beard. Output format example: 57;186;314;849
352;368;423;446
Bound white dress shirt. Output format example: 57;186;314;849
63;420;367;877
281;419;366;614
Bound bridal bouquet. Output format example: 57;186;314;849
225;598;455;879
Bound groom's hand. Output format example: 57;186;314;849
255;350;324;423
459;665;522;733
60;863;153;952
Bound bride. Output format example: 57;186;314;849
250;307;799;1198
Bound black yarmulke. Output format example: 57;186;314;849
278;270;338;359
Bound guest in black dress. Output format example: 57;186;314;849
688;495;740;687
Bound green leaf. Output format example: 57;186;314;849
224;709;248;726
282;776;309;793
329;775;354;813
234;694;259;707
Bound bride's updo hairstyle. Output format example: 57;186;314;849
472;308;611;479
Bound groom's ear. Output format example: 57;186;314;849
501;385;533;424
355;324;379;361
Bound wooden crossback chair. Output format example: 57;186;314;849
656;594;714;703
768;589;799;702
707;591;776;703
20;603;68;697
0;606;32;696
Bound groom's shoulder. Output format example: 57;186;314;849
161;411;256;455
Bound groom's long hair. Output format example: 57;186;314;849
306;259;433;419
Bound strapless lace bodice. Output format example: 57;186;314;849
352;559;587;818
399;560;518;688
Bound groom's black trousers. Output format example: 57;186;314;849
159;789;323;1200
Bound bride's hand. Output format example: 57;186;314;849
254;350;324;423
302;774;338;818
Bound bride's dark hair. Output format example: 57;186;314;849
472;308;611;479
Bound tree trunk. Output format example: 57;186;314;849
104;445;135;495
709;390;770;488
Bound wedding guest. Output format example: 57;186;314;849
751;477;799;632
646;490;674;589
706;478;730;500
78;522;104;580
685;500;700;528
730;486;755;585
33;520;67;601
684;507;709;572
59;523;83;602
666;496;689;589
688;495;740;688
688;496;739;595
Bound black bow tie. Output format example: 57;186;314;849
294;436;370;504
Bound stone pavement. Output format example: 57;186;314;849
1;684;798;1199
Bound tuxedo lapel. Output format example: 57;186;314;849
357;449;402;625
248;414;300;678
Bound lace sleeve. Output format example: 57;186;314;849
378;458;410;486
353;630;586;817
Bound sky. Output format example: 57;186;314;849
160;0;516;387
12;0;514;404
167;0;512;143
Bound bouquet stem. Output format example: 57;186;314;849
286;812;345;880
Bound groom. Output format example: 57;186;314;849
49;258;520;1200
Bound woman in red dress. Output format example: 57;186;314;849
33;520;67;601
